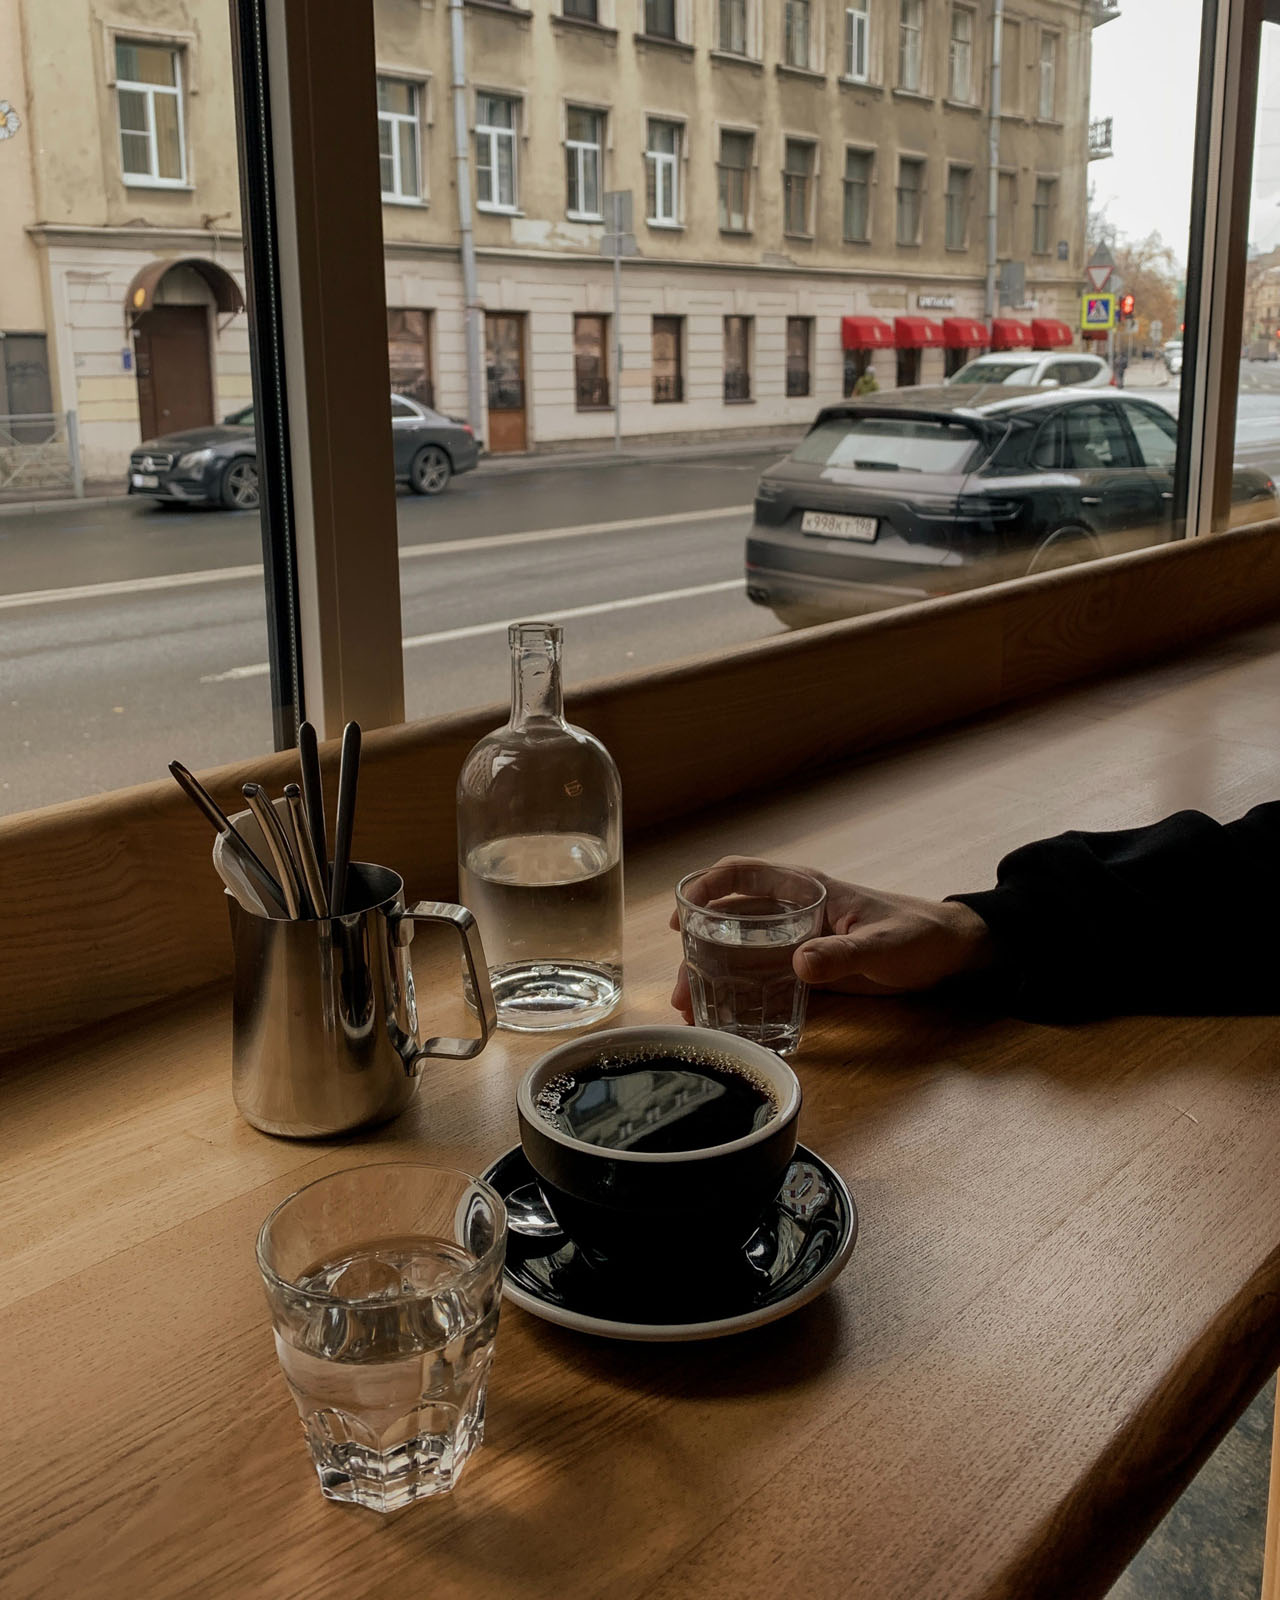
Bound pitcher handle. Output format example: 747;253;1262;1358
395;901;497;1061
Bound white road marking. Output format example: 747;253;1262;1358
0;504;752;614
200;579;746;682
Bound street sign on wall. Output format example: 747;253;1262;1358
1081;292;1116;331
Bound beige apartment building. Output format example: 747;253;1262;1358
0;0;1099;480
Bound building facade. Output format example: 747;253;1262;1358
0;0;1099;480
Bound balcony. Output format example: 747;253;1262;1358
1091;0;1121;24
1089;117;1114;161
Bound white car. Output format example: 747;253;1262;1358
946;350;1114;388
1163;340;1184;375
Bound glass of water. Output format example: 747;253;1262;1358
676;864;827;1057
256;1163;507;1512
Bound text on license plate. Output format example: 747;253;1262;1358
132;473;159;489
800;511;877;542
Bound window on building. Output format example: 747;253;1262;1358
646;120;682;225
574;315;611;409
843;148;873;242
945;165;970;250
786;317;813;397
387;309;434;407
645;0;678;38
846;1;870;80
724;316;752;401
1032;177;1056;255
997;170;1016;256
896;157;924;245
563;0;598;17
896;347;922;387
1002;19;1022;113
899;0;924;92
653;316;684;401
783;140;816;235
476;94;518;211
1039;30;1059;118
949;7;973;101
719;0;749;53
784;0;812;68
115;41;186;185
565;106;604;219
718;130;753;230
377;78;421;203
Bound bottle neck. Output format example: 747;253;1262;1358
509;625;564;727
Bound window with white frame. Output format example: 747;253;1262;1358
846;1;869;80
476;94;518;211
945;164;970;249
718;129;754;230
646;120;682;224
719;0;749;53
949;7;973;101
898;0;924;91
843;148;873;241
783;140;816;235
115;40;186;185
566;106;604;219
1033;176;1056;254
377;78;421;202
896;156;924;244
1039;30;1059;118
784;0;812;67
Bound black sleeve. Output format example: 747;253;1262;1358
948;802;1280;1021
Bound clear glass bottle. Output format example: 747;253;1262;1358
457;622;623;1031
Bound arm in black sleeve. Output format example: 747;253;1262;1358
948;802;1280;1021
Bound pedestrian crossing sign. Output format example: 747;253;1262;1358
1081;292;1116;331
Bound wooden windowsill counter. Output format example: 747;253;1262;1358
4;622;1280;1600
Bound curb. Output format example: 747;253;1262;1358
0;491;131;518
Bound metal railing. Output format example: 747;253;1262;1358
1088;117;1114;160
0;411;82;497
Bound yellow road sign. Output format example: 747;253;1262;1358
1081;292;1116;332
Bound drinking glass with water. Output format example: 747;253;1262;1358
676;864;827;1056
256;1163;506;1512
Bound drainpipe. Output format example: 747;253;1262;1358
984;0;1005;322
449;0;485;437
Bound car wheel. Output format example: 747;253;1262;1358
409;445;452;496
220;458;260;512
1026;527;1100;576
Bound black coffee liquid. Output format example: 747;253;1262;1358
534;1050;778;1153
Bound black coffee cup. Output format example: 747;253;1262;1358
516;1025;801;1265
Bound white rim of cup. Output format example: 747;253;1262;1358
517;1024;802;1166
674;865;827;921
256;1161;508;1306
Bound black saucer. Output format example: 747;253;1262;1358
481;1143;858;1342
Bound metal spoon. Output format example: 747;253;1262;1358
504;1182;565;1239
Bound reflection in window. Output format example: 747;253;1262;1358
1125;402;1178;471
949;7;973;101
899;0;923;92
574;315;610;409
786;318;813;397
388;309;434;407
846;0;869;81
844;149;872;242
718;130;753;230
565;106;604;219
793;415;979;473
724;316;752;401
652;316;684;402
945;165;970;249
377;78;421;202
783;141;815;235
896;157;924;245
476;94;518;211
646;120;681;224
719;0;749;54
116;41;185;185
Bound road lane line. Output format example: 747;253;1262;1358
0;504;752;612
200;579;747;682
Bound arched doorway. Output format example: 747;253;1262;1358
124;257;244;440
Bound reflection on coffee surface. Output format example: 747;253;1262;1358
534;1049;778;1153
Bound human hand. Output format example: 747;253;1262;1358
669;857;993;1021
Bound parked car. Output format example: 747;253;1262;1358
126;393;479;510
745;388;1278;628
946;350;1114;388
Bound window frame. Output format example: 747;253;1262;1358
1038;29;1059;120
948;5;974;102
782;138;817;237
896;154;925;247
945;162;970;251
573;313;612;411
717;0;753;55
1032;175;1056;256
717;127;755;233
475;91;520;214
377;76;423;206
565;104;606;222
843;146;874;243
784;0;814;68
115;40;189;189
652;314;685;403
898;0;924;92
645;118;683;227
785;316;813;398
723;314;753;403
845;0;870;81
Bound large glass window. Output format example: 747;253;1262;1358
718;130;753;231
574;315;611;409
646;120;681;225
786;317;813;397
645;0;678;40
388;309;434;406
652;316;684;401
724;316;752;401
949;7;973;103
846;2;870;82
896;157;924;245
783;140;815;236
476;94;518;212
377;78;421;203
116;42;185;186
565;107;604;220
719;0;749;55
898;0;923;93
784;0;813;69
844;149;873;242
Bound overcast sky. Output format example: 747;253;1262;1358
1089;1;1280;260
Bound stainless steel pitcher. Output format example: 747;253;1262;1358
229;861;497;1138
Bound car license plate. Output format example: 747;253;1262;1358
800;510;877;542
132;473;159;489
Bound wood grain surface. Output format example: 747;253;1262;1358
3;622;1280;1600
3;519;1280;1053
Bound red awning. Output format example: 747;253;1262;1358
841;316;896;350
942;317;990;349
894;317;945;348
990;318;1034;351
1031;318;1074;350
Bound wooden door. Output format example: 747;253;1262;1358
485;312;527;453
134;305;213;440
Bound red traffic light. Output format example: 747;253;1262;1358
1119;294;1136;317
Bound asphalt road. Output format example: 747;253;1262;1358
0;448;790;814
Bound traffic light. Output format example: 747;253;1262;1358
1119;293;1136;318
